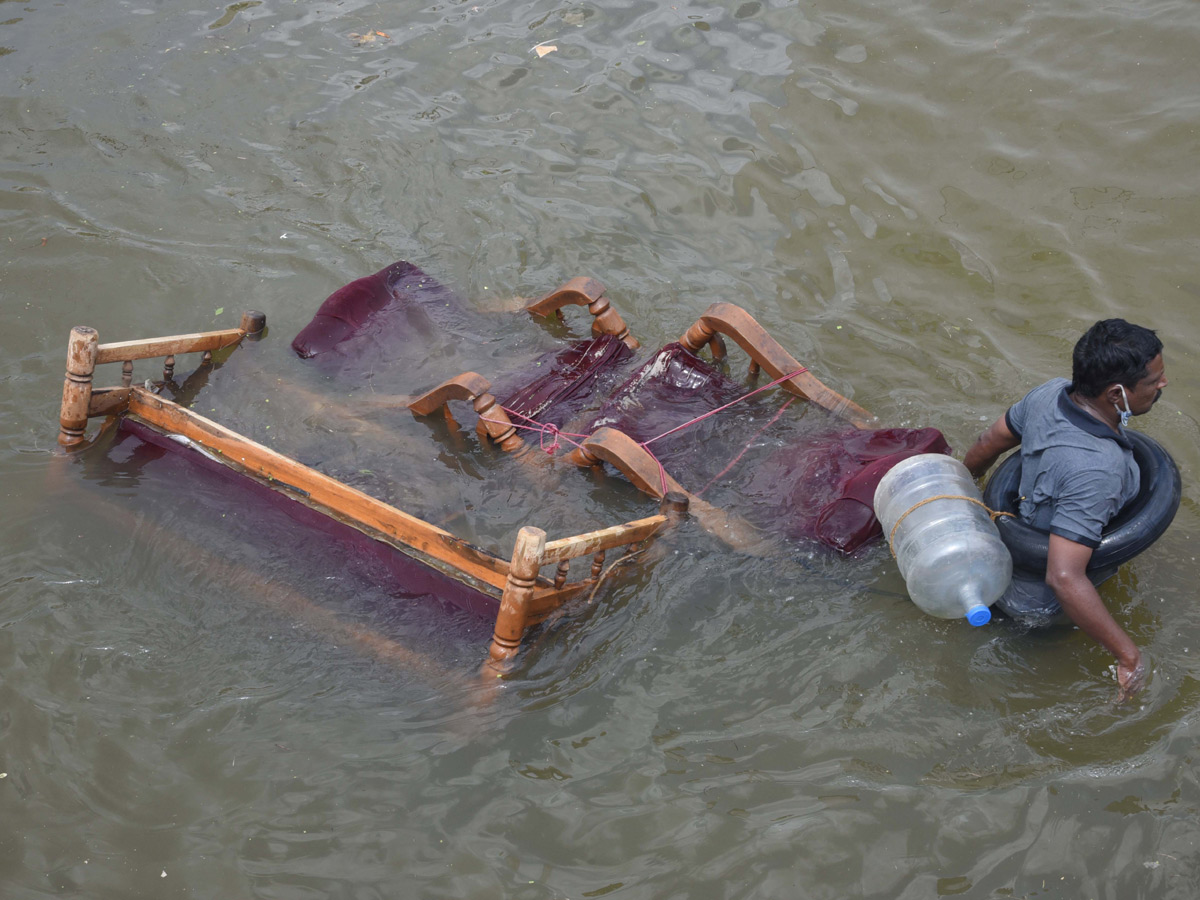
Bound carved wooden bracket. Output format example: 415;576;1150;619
524;277;640;351
678;302;875;428
408;372;525;453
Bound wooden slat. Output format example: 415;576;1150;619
526;582;590;619
524;276;606;315
541;515;666;564
126;387;512;592
87;386;132;418
96;329;246;365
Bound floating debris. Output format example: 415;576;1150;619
350;30;391;46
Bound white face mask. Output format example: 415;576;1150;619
1115;384;1132;428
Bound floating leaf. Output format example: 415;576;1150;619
534;44;558;57
214;307;224;316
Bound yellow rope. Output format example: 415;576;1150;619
887;494;1015;557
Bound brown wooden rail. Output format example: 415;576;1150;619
58;311;266;448
127;386;514;593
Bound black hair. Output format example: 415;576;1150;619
1071;319;1162;398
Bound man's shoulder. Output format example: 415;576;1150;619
1007;378;1070;437
1020;377;1071;407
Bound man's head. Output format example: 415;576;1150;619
1072;318;1166;415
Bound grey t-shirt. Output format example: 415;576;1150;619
994;378;1140;621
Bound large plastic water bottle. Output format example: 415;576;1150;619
873;454;1012;626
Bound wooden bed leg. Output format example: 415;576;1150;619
660;490;690;524
487;526;547;669
59;326;99;448
679;318;728;362
586;294;639;350
472;391;525;453
240;310;267;340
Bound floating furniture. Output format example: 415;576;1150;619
410;298;879;552
55;309;679;675
56;269;900;676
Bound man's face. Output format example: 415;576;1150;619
1126;353;1168;416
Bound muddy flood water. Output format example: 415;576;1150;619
3;1;1200;897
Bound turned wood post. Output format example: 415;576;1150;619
585;294;639;350
659;490;690;524
58;326;99;448
240;310;267;340
489;526;547;664
473;392;525;453
679;318;727;361
554;560;570;590
564;443;600;468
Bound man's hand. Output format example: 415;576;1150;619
1116;657;1147;704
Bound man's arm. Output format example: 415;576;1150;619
1046;534;1144;699
963;415;1020;478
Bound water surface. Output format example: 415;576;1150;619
3;0;1200;897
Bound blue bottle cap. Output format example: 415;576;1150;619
966;604;991;627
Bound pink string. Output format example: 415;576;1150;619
637;367;807;496
696;396;795;497
480;406;592;455
638;368;807;447
480;366;809;495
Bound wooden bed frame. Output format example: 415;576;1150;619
55;312;681;675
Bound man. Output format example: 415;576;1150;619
963;319;1168;697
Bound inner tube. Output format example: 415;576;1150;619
982;430;1181;578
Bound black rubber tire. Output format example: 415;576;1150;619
982;430;1181;578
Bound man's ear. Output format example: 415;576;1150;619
1101;382;1126;406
